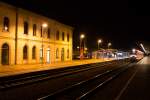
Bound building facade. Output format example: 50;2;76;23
0;2;73;65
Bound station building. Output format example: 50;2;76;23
0;2;73;65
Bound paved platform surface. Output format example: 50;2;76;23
119;57;150;100
0;59;111;77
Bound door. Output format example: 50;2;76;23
40;48;43;63
2;43;9;65
46;49;50;64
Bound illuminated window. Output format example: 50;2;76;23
47;28;50;38
67;49;69;58
32;46;36;59
33;24;36;36
56;48;59;59
62;32;65;41
24;21;28;34
56;31;59;40
3;17;9;31
2;43;9;65
23;45;28;59
67;33;69;42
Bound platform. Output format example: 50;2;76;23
0;59;111;77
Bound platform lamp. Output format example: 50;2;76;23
80;34;85;60
41;23;48;65
108;42;112;49
98;39;102;50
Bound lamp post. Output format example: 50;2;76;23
77;46;80;53
41;23;48;65
108;42;112;49
97;39;103;59
107;42;112;60
97;39;102;50
80;34;85;60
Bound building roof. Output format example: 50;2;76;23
0;1;74;30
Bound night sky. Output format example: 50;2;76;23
1;0;150;51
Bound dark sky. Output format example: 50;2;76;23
1;0;150;51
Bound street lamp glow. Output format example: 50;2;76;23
132;48;136;53
4;26;8;31
77;46;80;49
80;34;85;60
42;23;48;28
108;42;111;46
85;47;88;51
108;42;112;49
80;34;85;39
97;39;102;50
98;39;102;43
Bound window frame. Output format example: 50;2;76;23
56;48;59;59
24;21;29;35
62;32;65;41
67;33;69;42
3;17;9;32
23;45;28;60
67;49;69;58
33;24;36;36
56;31;59;40
47;28;50;38
32;46;36;59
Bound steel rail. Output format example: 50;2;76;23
0;61;118;90
77;64;132;100
37;63;131;100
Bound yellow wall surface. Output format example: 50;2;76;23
0;2;73;65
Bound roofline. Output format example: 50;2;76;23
0;1;74;30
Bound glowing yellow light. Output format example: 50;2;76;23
4;26;8;31
80;34;85;39
108;43;111;46
98;39;102;43
85;47;88;50
42;23;48;28
132;48;136;53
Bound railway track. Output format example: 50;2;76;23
38;62;132;100
0;60;128;90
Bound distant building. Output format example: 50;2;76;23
0;2;73;65
92;49;130;60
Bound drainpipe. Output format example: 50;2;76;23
15;8;18;65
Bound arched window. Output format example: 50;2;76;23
24;21;28;34
32;46;36;59
33;24;36;36
67;33;69;42
3;17;9;31
23;45;28;60
56;31;59;40
47;28;50;38
62;32;65;41
56;48;59;59
67;49;69;58
1;43;9;65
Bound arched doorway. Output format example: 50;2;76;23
2;43;9;65
23;45;28;60
46;48;50;64
40;48;43;64
61;48;64;61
